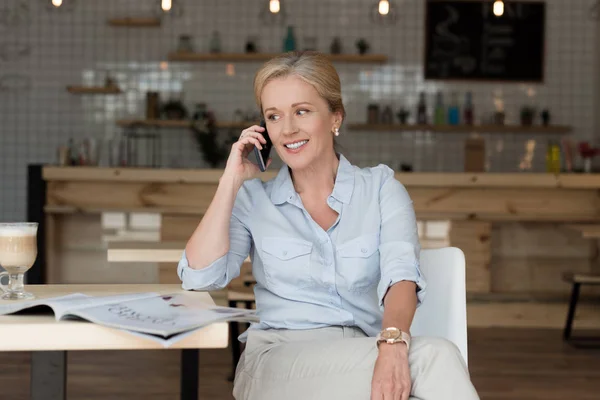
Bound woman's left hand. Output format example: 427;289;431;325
370;344;411;400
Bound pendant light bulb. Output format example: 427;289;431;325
493;0;504;17
161;0;172;12
269;0;280;14
378;0;390;15
52;0;63;7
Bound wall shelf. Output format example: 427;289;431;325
67;86;122;95
116;119;256;130
346;124;572;134
107;18;161;27
167;52;388;63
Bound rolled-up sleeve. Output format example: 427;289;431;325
178;212;251;291
376;167;426;310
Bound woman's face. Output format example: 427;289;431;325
261;75;341;171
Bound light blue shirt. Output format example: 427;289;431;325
178;154;426;342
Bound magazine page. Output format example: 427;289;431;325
0;292;160;320
0;293;86;318
49;292;159;320
68;292;258;337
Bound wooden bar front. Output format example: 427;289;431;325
41;167;600;328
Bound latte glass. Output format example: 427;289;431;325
0;223;38;300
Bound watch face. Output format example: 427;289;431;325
382;328;400;340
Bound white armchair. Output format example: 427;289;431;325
410;247;469;366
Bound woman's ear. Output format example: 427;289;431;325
333;111;343;128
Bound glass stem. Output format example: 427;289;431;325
9;273;25;294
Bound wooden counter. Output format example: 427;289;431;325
42;166;599;187
43;167;600;221
41;167;600;308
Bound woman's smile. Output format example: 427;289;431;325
284;139;309;153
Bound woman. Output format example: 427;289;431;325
178;52;479;400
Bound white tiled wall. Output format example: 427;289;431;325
0;0;598;221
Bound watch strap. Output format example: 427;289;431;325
376;328;411;350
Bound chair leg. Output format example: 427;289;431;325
563;282;581;341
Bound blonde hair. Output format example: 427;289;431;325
253;51;346;123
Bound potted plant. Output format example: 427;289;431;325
191;110;236;168
540;109;551;126
355;38;370;55
520;106;536;126
396;108;410;124
162;99;188;120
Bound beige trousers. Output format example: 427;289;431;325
233;326;479;400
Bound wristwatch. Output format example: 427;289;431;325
376;327;411;350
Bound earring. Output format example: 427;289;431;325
334;127;340;136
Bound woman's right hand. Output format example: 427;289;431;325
223;124;271;185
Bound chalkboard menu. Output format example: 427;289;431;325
425;1;545;81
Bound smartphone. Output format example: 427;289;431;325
254;120;273;172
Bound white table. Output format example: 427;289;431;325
0;284;228;400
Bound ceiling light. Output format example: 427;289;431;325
493;0;504;17
378;0;390;15
371;0;396;25
46;0;76;12
260;0;286;25
161;0;172;12
269;0;280;14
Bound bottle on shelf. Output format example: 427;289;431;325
68;138;77;166
283;26;296;52
209;31;221;53
417;92;428;125
463;91;474;125
546;140;561;174
381;106;393;124
434;91;445;125
447;92;460;125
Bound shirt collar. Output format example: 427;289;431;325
270;154;355;205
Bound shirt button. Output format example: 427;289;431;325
283;250;288;256
361;248;367;253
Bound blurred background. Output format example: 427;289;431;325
1;1;600;399
1;0;597;219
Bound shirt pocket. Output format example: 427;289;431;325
261;237;313;292
336;233;380;292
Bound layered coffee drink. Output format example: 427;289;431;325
0;224;38;273
0;223;38;300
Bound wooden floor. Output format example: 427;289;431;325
1;328;599;399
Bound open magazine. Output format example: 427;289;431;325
0;292;258;347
